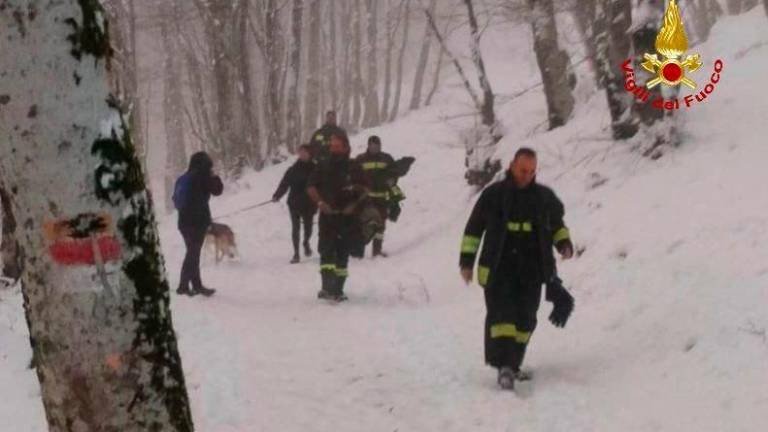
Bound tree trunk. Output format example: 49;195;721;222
328;0;339;112
409;0;436;111
287;0;304;152
0;2;194;430
0;181;22;281
237;0;260;168
595;0;638;139
264;0;285;159
570;0;602;87
161;1;189;214
464;0;497;130
362;0;381;128
340;0;353;127
726;0;743;14
631;0;664;127
380;0;397;121
304;0;322;140
529;0;575;129
389;0;411;122
764;0;768;18
424;40;445;106
351;0;364;130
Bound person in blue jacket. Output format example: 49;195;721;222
173;151;223;296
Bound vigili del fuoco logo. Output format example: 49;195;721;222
622;0;724;111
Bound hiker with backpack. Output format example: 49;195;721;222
173;151;223;297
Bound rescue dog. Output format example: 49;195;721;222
205;222;239;264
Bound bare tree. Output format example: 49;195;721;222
410;0;436;111
287;0;304;152
0;2;194;429
595;0;638;139
690;0;723;43
237;0;260;168
351;0;365;130
389;0;411;122
304;0;322;139
529;0;575;129
161;0;189;213
362;0;381;127
569;0;602;87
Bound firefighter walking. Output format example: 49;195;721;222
307;132;367;302
459;148;575;390
356;135;396;257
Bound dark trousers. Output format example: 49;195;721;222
318;214;352;287
483;274;543;370
290;206;315;256
368;198;388;254
179;225;207;289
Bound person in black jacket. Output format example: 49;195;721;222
308;110;348;162
355;135;396;257
307;132;367;302
459;147;574;390
173;151;223;297
273;144;318;263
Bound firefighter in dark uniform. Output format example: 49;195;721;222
355;135;396;257
459;148;575;390
308;110;348;162
272;144;318;263
307;132;367;302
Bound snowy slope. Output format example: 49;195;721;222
3;9;768;432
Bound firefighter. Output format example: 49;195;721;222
307;132;367;302
459;147;575;390
355;135;396;257
272;144;318;263
308;110;348;162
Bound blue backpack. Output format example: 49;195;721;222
173;173;191;211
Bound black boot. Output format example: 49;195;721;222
335;275;348;302
372;239;387;258
318;272;336;299
303;240;313;257
176;285;197;296
290;253;300;264
193;285;216;297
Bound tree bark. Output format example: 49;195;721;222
362;0;381;127
304;0;322;139
0;181;22;281
237;0;260;168
389;0;411;122
0;2;194;430
570;0;602;87
409;0;436;111
287;0;304;152
264;0;285;159
463;0;497;129
595;0;638;139
161;0;189;213
529;0;575;129
328;0;339;112
351;0;364;130
725;0;743;14
764;0;768;18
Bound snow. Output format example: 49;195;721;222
2;7;768;432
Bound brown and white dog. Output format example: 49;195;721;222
205;222;239;264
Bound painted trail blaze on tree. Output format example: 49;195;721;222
0;1;194;430
44;212;122;265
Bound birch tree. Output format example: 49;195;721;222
0;2;194;430
529;0;575;129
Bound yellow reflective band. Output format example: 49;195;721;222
477;265;490;287
315;134;324;141
490;323;531;343
553;227;570;243
362;162;388;170
368;191;389;198
390;185;404;197
461;235;481;254
320;264;336;273
335;268;349;277
507;221;533;232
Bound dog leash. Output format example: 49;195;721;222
212;199;274;220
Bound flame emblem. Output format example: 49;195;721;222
641;0;702;89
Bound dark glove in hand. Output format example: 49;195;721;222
546;276;574;328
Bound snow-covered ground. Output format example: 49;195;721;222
2;8;768;431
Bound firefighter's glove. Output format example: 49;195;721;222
546;276;574;328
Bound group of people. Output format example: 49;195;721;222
273;110;404;301
172;110;576;391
